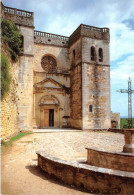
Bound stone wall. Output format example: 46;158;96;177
17;55;34;130
1;1;112;131
16;25;34;130
33;43;70;128
70;39;82;129
34;25;109;48
69;24;109;47
1;99;18;140
33;43;70;72
82;37;110;129
82;63;110;129
34;88;69;128
81;25;109;41
2;3;34;134
1;54;19;139
37;151;134;194
86;147;134;172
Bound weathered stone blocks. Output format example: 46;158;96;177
1;2;113;133
123;130;134;153
37;151;134;194
86;147;134;172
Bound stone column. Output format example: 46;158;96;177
32;93;37;128
17;25;34;131
59;108;63;128
123;130;134;153
40;108;44;128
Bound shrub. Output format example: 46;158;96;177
120;118;134;129
1;18;23;61
1;52;11;100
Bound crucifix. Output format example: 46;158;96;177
117;77;134;128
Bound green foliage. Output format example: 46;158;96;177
1;132;32;147
1;52;11;100
120;118;134;129
10;132;32;142
1;18;23;61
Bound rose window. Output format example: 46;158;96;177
41;56;57;73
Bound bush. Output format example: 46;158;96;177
120;118;134;129
1;52;11;100
1;18;23;61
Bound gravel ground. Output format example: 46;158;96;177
1;130;124;195
33;131;124;160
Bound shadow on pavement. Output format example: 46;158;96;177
25;165;91;194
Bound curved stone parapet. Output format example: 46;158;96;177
86;147;134;172
37;151;134;194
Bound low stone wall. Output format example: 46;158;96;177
108;128;124;133
37;151;134;194
86;148;134;172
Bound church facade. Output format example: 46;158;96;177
2;3;113;130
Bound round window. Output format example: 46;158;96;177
41;56;57;73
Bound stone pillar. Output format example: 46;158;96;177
123;130;134;153
33;93;37;128
17;25;34;131
59;108;63;128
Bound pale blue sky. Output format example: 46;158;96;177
2;0;134;117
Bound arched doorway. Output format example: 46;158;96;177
39;95;60;128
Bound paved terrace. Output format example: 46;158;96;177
2;130;124;195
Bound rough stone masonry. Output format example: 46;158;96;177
1;2;120;138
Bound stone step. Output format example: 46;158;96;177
33;128;82;133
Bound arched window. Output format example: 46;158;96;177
72;49;75;66
91;46;96;61
98;48;103;62
41;55;57;73
89;105;93;112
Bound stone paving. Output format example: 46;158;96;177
2;130;125;195
33;130;124;160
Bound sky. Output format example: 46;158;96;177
2;0;134;117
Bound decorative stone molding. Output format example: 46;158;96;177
40;95;60;106
2;4;34;27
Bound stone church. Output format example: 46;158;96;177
2;3;119;131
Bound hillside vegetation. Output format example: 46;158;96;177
2;18;23;61
1;52;11;100
1;18;23;100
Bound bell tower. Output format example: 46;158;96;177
69;24;110;129
81;25;110;129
